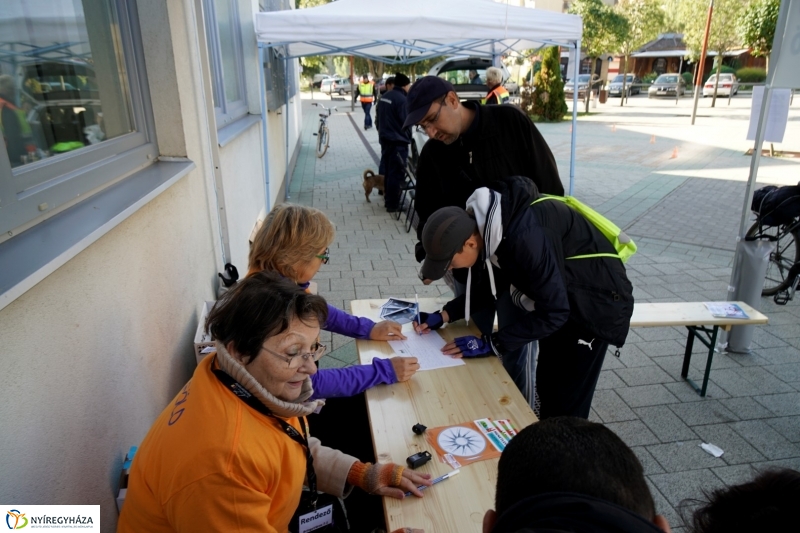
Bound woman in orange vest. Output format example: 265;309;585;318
118;273;430;533
483;67;510;105
357;74;376;130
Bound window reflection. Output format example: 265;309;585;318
0;0;133;168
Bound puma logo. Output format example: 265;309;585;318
578;338;594;350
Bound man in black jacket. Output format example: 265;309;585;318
485;418;671;533
376;73;412;213
402;76;563;260
414;176;633;418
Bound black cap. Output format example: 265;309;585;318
402;76;455;129
393;73;411;87
420;207;477;281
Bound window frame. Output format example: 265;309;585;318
203;0;249;128
0;0;158;237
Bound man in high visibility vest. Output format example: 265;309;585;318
0;75;36;167
356;75;377;130
483;67;509;105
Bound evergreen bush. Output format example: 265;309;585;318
736;67;767;83
527;47;567;122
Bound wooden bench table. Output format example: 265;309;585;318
351;297;538;533
630;302;768;397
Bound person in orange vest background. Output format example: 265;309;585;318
483;67;510;105
356;74;377;130
0;74;36;167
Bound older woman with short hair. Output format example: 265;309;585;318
249;203;420;400
118;273;429;533
484;67;509;105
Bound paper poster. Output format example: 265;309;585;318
704;302;749;319
425;418;517;467
746;86;791;143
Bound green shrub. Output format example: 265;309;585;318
736;67;767;83
681;72;693;87
526;46;567;122
641;72;659;84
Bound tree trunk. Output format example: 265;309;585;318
711;59;722;108
620;55;628;107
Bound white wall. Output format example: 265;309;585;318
0;0;287;530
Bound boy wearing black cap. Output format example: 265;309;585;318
415;176;633;419
402;76;563;260
376;73;412;213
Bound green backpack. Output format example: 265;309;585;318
531;195;637;263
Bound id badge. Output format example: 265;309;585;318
298;504;333;533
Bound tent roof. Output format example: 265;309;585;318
254;0;582;64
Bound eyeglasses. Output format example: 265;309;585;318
415;96;447;134
315;247;330;264
262;342;327;370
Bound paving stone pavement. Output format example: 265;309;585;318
293;93;800;530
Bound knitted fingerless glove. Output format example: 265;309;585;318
347;461;405;493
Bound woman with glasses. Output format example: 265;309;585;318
248;203;419;401
119;273;429;532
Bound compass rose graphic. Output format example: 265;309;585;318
437;426;486;456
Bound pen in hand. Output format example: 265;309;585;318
415;293;421;336
404;469;460;497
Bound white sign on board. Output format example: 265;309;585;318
746;86;791;144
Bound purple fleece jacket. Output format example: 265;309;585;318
297;281;399;399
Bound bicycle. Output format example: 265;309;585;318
311;102;336;158
745;184;800;305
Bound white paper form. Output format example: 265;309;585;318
385;326;465;371
747;86;791;143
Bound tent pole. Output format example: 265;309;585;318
284;56;292;200
258;45;272;210
569;39;580;196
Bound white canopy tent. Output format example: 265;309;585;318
254;0;584;195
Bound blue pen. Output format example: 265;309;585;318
404;469;460;497
415;293;422;336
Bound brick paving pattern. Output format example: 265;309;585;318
292;93;800;532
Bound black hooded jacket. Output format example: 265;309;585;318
414;102;563;258
493;493;666;533
442;176;633;350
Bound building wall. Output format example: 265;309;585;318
0;0;291;530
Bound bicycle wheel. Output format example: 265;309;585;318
316;125;329;158
746;221;800;295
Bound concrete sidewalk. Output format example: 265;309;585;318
294;91;800;531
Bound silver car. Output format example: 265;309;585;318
608;74;641;97
648;74;686;98
426;56;517;102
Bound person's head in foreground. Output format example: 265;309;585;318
384;76;395;93
686;467;800;533
207;271;328;402
485;417;671;533
249;203;335;284
419;205;481;282
403;75;469;145
486;67;503;89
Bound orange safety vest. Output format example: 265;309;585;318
358;81;375;103
482;85;510;105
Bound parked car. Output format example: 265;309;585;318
320;77;352;95
607;74;641;97
648;74;686;98
312;74;333;89
703;73;739;97
564;74;601;99
426;56;517;102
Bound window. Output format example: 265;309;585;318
203;0;247;127
0;0;157;236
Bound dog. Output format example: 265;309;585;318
362;169;385;202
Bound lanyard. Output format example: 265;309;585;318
211;361;318;505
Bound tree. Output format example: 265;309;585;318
616;0;665;106
679;0;748;107
569;0;629;113
660;0;686;33
527;46;567;122
739;0;780;71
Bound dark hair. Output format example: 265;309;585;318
495;417;655;519
687;468;800;533
206;271;328;361
385;76;395;86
